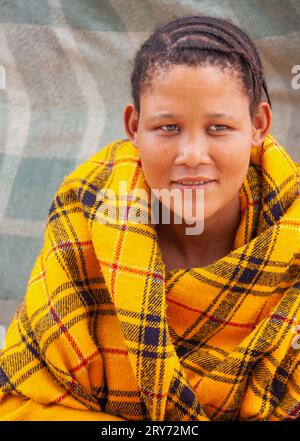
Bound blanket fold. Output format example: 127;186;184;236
0;134;299;421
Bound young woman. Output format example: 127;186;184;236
0;15;299;421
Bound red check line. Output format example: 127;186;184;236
49;306;86;364
110;164;142;296
241;200;260;214
38;251;87;368
100;347;129;356
141;386;167;400
86;157;139;167
284;402;300;419
28;241;92;288
205;402;239;415
167;297;256;329
50;352;102;406
28;269;46;288
69;350;100;373
50;378;75;405
269;313;294;326
46;240;93;260
101;260;163;282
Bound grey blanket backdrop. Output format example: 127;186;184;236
0;0;299;332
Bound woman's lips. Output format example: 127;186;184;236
171;180;216;189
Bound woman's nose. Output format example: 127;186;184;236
174;138;212;166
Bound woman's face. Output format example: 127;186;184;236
126;64;260;223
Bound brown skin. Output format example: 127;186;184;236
124;64;272;270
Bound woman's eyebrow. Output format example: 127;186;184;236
205;112;238;121
149;112;179;121
149;112;239;121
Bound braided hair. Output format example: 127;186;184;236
130;15;271;119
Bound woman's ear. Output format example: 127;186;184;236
252;101;272;146
124;103;139;147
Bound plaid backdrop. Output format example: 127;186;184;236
0;0;300;331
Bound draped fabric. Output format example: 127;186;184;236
0;134;299;421
2;0;300;335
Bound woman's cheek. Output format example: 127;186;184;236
141;157;168;188
221;143;250;169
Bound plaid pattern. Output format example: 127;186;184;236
0;134;299;421
1;1;300;334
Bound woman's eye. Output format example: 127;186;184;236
160;124;178;132
209;124;228;132
158;124;229;133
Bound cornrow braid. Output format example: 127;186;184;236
130;15;271;118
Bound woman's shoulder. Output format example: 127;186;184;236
47;138;139;221
61;138;136;190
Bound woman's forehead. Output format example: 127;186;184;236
142;64;245;97
139;65;249;117
148;63;241;85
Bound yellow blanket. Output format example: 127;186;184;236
0;135;299;421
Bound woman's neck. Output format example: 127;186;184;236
156;193;241;268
